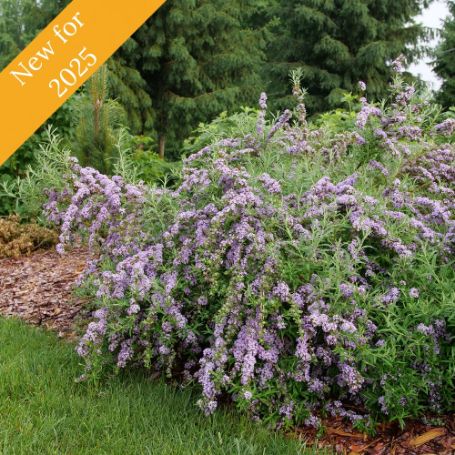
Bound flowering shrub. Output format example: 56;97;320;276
45;61;454;430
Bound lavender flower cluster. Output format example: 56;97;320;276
45;63;454;429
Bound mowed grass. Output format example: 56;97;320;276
0;318;324;455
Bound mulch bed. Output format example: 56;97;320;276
0;247;90;338
0;248;453;454
292;415;454;454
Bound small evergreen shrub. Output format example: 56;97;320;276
45;61;454;430
0;215;57;258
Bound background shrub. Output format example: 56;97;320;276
0;215;57;258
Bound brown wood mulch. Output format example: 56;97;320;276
292;415;454;454
0;247;90;338
0;248;453;454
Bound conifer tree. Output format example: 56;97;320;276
124;0;264;159
434;1;455;108
72;66;126;173
107;53;153;135
267;0;433;112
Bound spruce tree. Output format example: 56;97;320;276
108;44;153;135
124;0;264;159
267;0;433;113
434;1;455;108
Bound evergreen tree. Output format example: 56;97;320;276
434;1;455;108
72;66;126;173
266;0;433;113
108;43;153;135
124;0;264;159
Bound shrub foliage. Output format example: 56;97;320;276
45;62;454;430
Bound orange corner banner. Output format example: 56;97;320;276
0;0;167;166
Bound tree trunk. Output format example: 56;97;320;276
158;134;166;160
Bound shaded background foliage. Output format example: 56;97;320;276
434;0;455;108
262;0;435;112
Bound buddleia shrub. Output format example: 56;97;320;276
0;128;74;221
45;59;454;430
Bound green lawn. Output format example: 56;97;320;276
0;318;323;455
